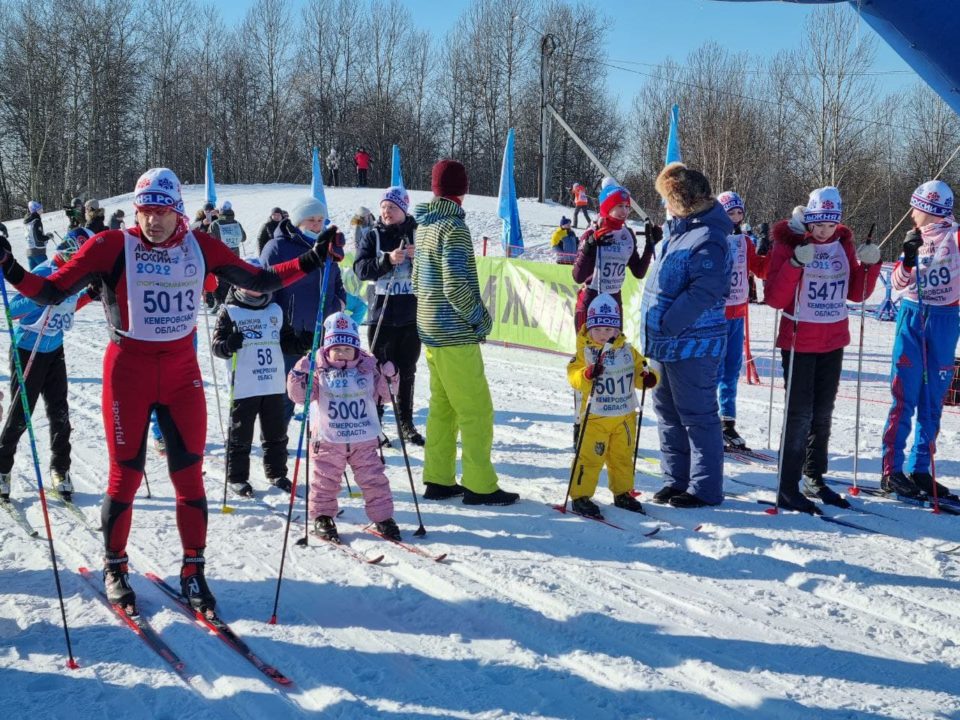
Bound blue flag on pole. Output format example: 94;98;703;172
311;147;328;207
665;104;682;166
204;147;217;206
391;145;404;189
497;128;523;257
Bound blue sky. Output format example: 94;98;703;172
220;0;919;102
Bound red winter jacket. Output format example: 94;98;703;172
354;151;370;171
763;220;880;353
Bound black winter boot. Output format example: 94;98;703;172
571;497;603;519
313;515;340;543
776;490;822;515
423;482;464;500
230;480;254;498
462;488;520;506
375;518;402;541
653;486;683;504
803;476;850;509
910;472;954;499
613;492;645;513
104;551;136;612
668;492;713;509
400;423;425;446
180;548;217;614
722;419;749;451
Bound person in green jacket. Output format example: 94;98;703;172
412;159;519;506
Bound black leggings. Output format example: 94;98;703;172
368;323;421;425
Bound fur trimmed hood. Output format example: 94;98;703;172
655;162;714;218
771;219;853;248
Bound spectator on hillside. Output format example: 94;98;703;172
23;201;51;270
355;147;371;187
326;148;341;187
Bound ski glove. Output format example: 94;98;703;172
791;243;815;267
298;225;344;273
225;327;244;352
640;364;659;389
644;221;663;246
584;358;605;381
787;206;807;236
902;229;922;270
856;241;881;266
379;361;397;378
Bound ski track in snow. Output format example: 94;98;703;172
3;185;960;719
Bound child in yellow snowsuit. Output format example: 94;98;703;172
566;293;658;519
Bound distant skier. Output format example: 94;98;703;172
23;201;51;270
0;167;343;615
326;148;341;187
287;312;401;542
570;183;592;228
764;187;881;514
715;191;768;451
880;180;959;499
212;258;293;497
354;147;371;187
566;293;658;519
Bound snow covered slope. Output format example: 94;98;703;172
2;185;960;719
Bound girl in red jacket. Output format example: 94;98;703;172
764;187;882;514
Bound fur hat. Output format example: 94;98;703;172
134;168;185;216
322;312;361;351
431;159;469;198
28;200;42;214
598;183;631;218
655;163;713;217
381;186;410;215
804;186;842;224
84;198;100;211
288;196;328;227
911;180;954;217
585;293;621;330
717;191;744;213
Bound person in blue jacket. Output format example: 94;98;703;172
0;240;93;500
640;162;733;508
261;196;346;427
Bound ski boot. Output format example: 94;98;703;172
229;480;254;498
571;496;603;519
423;482;465;500
652;486;682;504
880;472;922;499
776;490;822;515
313;515;340;543
400;423;425;447
910;472;954;499
51;469;74;502
378;433;394;450
802;476;850;509
0;472;10;501
668;492;712;509
375;518;402;541
613;492;645;513
270;476;293;493
722;419;750;451
180;548;216;615
104;551;137;614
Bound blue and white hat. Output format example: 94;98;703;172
803;186;842;224
133;168;185;216
28;200;42;214
910;180;954;217
322;312;361;351
585;293;621;330
380;186;410;215
718;191;744;213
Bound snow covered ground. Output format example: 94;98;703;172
2;185;960;719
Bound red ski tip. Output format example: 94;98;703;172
932;508;942;515
764;507;779;515
849;487;860;496
267;615;278;625
551;504;567;514
67;658;80;670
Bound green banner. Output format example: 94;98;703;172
340;252;645;356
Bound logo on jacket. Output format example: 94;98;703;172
593;441;606;456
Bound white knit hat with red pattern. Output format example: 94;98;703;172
322;312;361;350
911;180;954;217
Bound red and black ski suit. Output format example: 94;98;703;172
7;225;307;555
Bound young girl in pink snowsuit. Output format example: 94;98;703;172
287;311;401;543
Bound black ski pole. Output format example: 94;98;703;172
142;469;152;499
555;341;612;512
296;421;311;546
387;375;426;536
631;382;649;479
769;282;802;515
221;350;239;513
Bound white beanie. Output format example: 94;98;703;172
910;180;954;217
322;312;361;351
133;168;185;216
289;196;328;227
585;293;621;330
803;186;842;224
